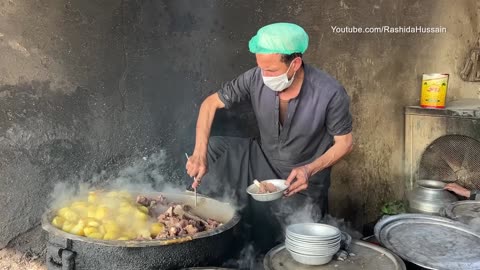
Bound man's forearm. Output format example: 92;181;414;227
193;93;224;156
306;134;353;176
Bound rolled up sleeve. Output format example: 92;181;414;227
217;68;256;109
326;87;353;136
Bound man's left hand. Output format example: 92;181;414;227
285;165;312;196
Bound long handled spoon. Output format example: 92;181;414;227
185;153;197;207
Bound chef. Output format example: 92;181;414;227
186;22;353;252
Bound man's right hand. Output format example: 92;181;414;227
187;93;225;189
186;153;208;189
444;183;471;198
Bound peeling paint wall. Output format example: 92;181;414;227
0;0;479;255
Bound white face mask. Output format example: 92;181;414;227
262;63;296;92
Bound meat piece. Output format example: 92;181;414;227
166;206;175;217
188;220;205;232
177;228;188;236
156;231;169;239
169;226;179;236
137;195;169;217
155;194;167;204
157;214;167;222
178;219;188;228
185;224;199;235
136;194;167;206
137;194;224;240
164;217;181;228
207;218;220;227
136;196;150;207
258;181;277;194
149;204;168;218
172;205;209;226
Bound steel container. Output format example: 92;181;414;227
41;192;241;270
407;180;458;214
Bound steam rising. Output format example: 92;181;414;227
48;150;363;266
49;151;183;210
274;197;363;240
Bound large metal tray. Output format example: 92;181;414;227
263;240;406;270
374;214;456;241
442;200;480;223
377;215;480;270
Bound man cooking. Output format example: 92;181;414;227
186;22;353;252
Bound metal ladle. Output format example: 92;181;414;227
185;153;197;207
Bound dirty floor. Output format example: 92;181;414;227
0;248;45;270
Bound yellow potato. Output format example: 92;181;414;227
88;232;104;239
103;231;119;240
137;205;149;214
118;205;133;215
98;225;106;235
116;236;130;241
72;206;88;218
118;191;133;200
119;201;132;207
137;229;150;239
70;222;85;236
124;230;137;239
150;223;164;237
80;218;100;228
87;205;97;218
84;226;98;236
135;211;149;222
132;220;147;231
57;207;70;218
52;216;65;228
95;207;109;220
103;221;120;233
62;221;74;232
63;209;79;223
99;201;117;211
115;215;131;227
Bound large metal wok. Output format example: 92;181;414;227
41;192;241;270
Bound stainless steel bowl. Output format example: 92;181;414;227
407;179;458;215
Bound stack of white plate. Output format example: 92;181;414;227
285;223;341;265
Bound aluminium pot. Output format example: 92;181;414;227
407;180;458;215
41;192;241;270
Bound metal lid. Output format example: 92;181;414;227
263;240;406;270
443;200;480;223
377;214;480;270
374;214;456;240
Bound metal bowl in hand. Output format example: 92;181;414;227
246;179;288;202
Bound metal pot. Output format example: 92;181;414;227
407;180;458;215
41;192;241;270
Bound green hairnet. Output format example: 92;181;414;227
249;22;309;54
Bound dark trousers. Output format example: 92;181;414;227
197;136;329;254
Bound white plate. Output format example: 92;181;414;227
286;234;341;244
285;243;340;255
287;249;334;265
286;247;339;256
287;223;341;239
286;239;341;249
